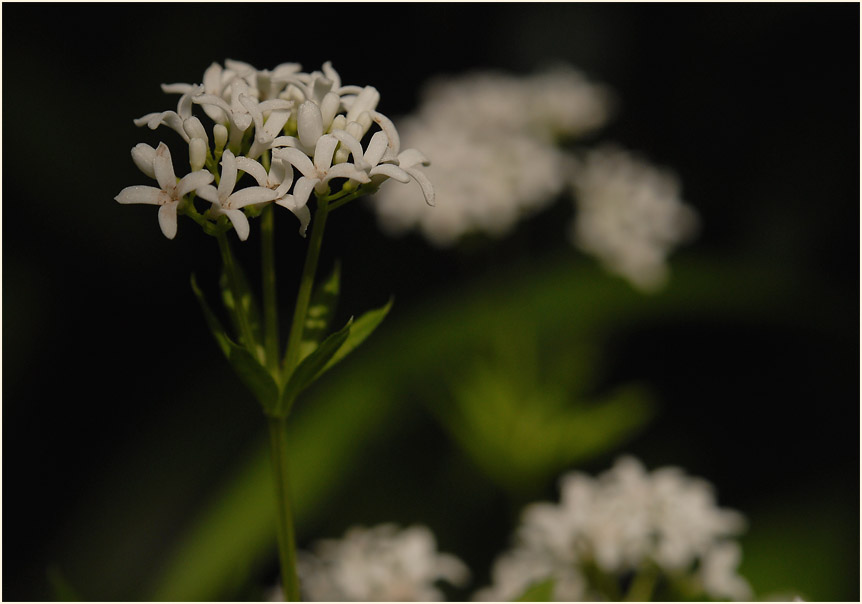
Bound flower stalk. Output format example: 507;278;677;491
268;416;301;601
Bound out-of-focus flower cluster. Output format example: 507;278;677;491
369;65;698;291
292;524;469;601
475;456;752;602
116;60;433;241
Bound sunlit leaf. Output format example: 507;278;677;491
319;297;392;376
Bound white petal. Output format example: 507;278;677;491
115;185;163;205
193;94;232;121
329;130;370;171
313;134;338;172
131;143;157;179
405;167;435;206
223;208;251;241
161;82;193;95
258;99;293;113
274;147;316;179
177;170;215;198
153;143;176;191
272;159;294;194
234;156;269;186
322;163;370;184
397;148;430;169
321;61;342;89
195;184;220;204
218;149;238;201
276;196;311;237
158;203;178;239
183;117;209;144
260;109;291;143
227;186;279;209
363;131;389;167
297;101;324;150
346;86;379;122
370;111;400;154
203;62;224;94
370;163;411;183
271;135;300;149
319;92;341;130
292;177;318;208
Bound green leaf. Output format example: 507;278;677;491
320;297;392;375
47;566;81;601
515;577;555;601
277;318;353;416
219;256;263;355
191;274;278;412
298;260;341;362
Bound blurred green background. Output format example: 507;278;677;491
3;3;858;601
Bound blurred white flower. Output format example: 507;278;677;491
568;147;699;291
368;65;611;247
294;523;469;602
476;456;749;601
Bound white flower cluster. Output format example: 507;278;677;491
369;65;699;291
294;523;469;601
371;66;612;247
475;456;752;602
568;147;699;291
115;60;433;240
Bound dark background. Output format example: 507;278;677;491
3;3;859;601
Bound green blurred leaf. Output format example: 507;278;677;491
320;297;393;375
192;274;278;412
47;566;81;602
298;260;340;362
219;254;263;357
515;577;555;601
277;318;353;416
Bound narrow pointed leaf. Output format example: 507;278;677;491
219;257;263;356
319;297;392;376
515;578;555;602
278;318;352;416
190;273;231;357
298;260;341;362
192;274;279;412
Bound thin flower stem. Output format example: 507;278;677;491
216;231;258;359
268;416;301;602
282;196;330;377
261;204;280;375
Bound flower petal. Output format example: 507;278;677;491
234;156;269;187
370;111;400;154
115;185;163;205
363;131;389;167
195;184;220;204
227;186;279;209
397;148;430;169
276;195;311;237
292;176;318;209
313;134;338;172
274;147;316;179
405;167;436;206
346;86;380;123
158;202;178;239
218;149;238;201
322;163;371;184
330;130;370;171
177;170;215;198
153;143;177;192
369;163;411;183
222;208;251;241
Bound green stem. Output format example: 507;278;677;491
261;204;280;375
216;231;258;359
282;196;330;376
267;417;300;601
624;563;659;602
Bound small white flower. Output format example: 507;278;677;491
234;155;310;236
698;541;753;601
115;142;213;239
297;523;469;602
195;149;279;240
274;134;370;197
134;84;202;142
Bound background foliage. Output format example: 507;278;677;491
3;3;858;601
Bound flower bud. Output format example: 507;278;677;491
131;143;157;179
189;137;207;172
213;124;228;151
183;116;209;145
